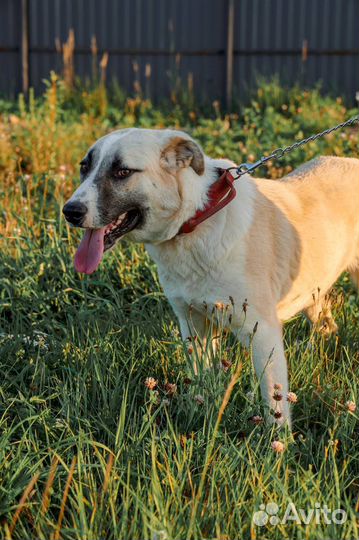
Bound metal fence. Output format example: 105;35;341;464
1;0;359;105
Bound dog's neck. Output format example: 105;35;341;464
145;163;256;279
148;157;255;249
172;157;238;238
178;167;236;234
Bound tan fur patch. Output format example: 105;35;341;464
160;136;205;175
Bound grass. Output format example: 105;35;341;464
0;76;358;539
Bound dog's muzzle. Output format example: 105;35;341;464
63;201;88;226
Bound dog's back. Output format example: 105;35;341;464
250;156;359;320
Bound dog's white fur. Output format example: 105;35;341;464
67;128;359;426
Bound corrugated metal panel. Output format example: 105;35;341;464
0;0;358;103
233;0;359;103
0;0;21;97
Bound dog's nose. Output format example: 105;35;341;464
62;201;88;226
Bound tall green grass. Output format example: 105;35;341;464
0;78;358;539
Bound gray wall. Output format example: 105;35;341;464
1;0;358;104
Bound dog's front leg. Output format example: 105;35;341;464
170;299;218;371
248;318;290;427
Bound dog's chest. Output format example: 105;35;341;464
146;239;245;310
154;249;215;301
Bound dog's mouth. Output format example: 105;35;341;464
74;208;142;274
103;208;142;251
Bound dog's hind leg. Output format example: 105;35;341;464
304;292;338;336
349;267;359;292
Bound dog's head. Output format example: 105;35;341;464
63;128;207;274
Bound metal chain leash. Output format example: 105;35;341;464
229;114;359;178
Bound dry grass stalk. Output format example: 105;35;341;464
53;456;77;540
41;456;59;516
100;52;109;86
91;35;98;82
9;472;40;534
102;453;114;496
62;29;75;91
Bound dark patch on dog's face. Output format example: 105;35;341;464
97;174;147;227
90;151;146;227
77;146;147;250
79;149;95;179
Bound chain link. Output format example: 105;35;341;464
229;115;359;178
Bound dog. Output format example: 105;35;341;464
63;128;359;426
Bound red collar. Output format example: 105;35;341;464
178;169;237;234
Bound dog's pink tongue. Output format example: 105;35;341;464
74;228;105;274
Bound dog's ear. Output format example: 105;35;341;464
160;136;205;176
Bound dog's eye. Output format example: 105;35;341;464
80;161;89;175
116;168;132;179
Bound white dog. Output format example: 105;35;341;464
63;128;359;426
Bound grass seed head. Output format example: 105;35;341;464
345;400;356;412
271;440;285;453
144;377;158;390
287;392;298;403
165;382;177;395
251;415;264;425
220;358;232;372
194;394;204;405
